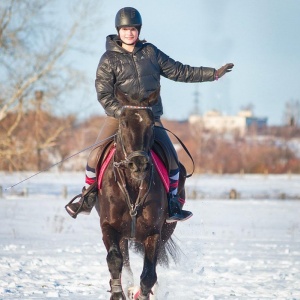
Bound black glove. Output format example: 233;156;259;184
216;63;234;79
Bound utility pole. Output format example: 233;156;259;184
193;86;200;115
35;90;44;171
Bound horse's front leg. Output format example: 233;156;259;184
120;238;134;287
139;233;160;300
102;223;126;300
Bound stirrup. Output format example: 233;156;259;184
166;210;193;223
65;182;97;219
166;193;193;223
65;193;85;219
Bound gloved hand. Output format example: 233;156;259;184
114;107;122;119
216;63;234;79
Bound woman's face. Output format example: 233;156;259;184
119;27;139;45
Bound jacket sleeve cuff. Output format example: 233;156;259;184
200;67;216;82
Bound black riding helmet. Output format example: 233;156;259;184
115;7;142;34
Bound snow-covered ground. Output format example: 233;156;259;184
0;172;300;299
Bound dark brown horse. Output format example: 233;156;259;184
95;89;185;300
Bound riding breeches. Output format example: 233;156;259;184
87;116;179;171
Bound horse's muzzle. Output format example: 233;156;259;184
127;151;151;180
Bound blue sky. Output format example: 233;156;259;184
59;0;300;125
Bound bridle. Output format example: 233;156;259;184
113;105;154;169
113;105;155;239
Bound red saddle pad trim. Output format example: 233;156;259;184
97;147;116;190
150;150;169;192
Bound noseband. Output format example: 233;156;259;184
113;105;153;169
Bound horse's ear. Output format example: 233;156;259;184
115;87;130;106
146;87;160;107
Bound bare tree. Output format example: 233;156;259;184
0;0;102;170
284;99;300;127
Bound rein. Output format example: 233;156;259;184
154;125;195;178
113;104;154;239
114;164;153;239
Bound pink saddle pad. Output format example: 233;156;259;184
97;147;169;192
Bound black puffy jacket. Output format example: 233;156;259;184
95;35;216;118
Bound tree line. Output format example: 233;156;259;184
164;119;300;175
1;107;300;174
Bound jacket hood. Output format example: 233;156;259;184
106;34;144;54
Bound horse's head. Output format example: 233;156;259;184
114;88;160;180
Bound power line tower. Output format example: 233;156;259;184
193;86;200;115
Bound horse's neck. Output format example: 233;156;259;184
114;144;126;162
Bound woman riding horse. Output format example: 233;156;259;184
65;7;234;222
96;88;173;299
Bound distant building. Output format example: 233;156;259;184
189;110;268;136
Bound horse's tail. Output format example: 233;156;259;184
130;236;182;268
157;236;182;267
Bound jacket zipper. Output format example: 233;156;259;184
131;52;141;95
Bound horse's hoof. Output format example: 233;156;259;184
128;284;158;300
110;291;126;300
138;294;150;300
128;286;140;299
127;287;151;300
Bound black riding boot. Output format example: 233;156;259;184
166;193;193;223
65;183;97;219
